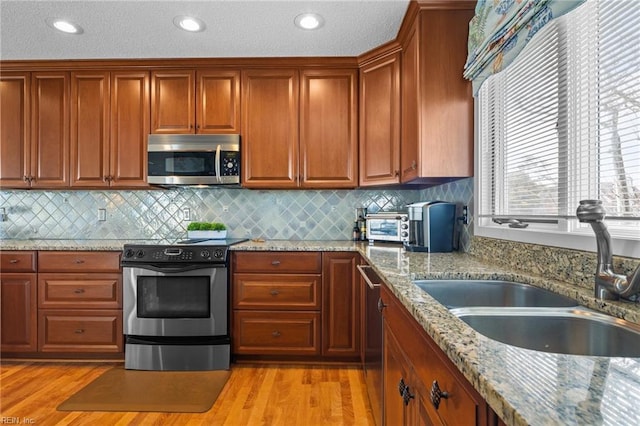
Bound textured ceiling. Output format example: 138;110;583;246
0;0;410;60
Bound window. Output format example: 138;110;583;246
476;0;640;258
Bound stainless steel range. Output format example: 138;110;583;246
121;239;245;371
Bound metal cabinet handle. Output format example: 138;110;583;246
74;288;85;294
9;259;19;264
357;264;381;290
398;378;414;406
430;380;449;410
271;260;281;266
272;330;281;337
74;259;85;264
270;289;280;296
75;329;85;334
377;298;387;312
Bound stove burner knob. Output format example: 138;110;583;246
124;249;135;258
136;250;145;258
214;249;224;259
200;250;211;259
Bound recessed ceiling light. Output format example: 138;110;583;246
46;18;83;34
173;16;206;32
294;13;324;30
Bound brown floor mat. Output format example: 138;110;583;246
57;367;230;413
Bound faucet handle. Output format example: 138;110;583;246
577;199;606;223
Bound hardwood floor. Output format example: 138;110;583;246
0;361;375;425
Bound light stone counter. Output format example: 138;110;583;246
234;240;640;426
4;238;640;425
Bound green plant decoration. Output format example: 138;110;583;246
187;222;227;231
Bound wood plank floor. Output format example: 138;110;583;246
0;361;375;425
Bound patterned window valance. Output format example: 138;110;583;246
463;0;585;95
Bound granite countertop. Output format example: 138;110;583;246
4;238;640;425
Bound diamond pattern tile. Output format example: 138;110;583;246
0;178;475;250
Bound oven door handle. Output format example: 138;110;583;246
123;263;225;273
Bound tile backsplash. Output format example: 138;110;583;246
0;178;474;250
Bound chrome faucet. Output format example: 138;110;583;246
576;199;640;300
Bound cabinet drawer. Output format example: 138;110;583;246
233;273;321;310
38;274;122;309
233;311;320;355
0;251;36;272
38;310;123;353
38;251;121;273
233;252;321;274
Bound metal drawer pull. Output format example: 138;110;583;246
357;265;381;290
272;330;281;337
430;380;449;410
398;378;414;406
74;259;85;264
270;289;280;296
377;298;387;312
74;288;85;294
9;259;19;264
271;260;281;266
75;329;85;334
398;378;407;397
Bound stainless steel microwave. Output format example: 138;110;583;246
147;134;240;186
365;212;410;243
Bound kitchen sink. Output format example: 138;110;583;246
413;279;578;308
452;307;640;357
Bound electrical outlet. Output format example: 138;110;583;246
222;206;229;212
461;206;469;225
98;208;107;221
182;208;191;221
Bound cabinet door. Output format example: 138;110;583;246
30;71;70;187
151;70;195;134
110;71;150;187
70;72;110;187
300;69;358;188
197;70;240;134
1;273;37;352
383;319;410;425
400;19;420;183
0;72;30;188
241;69;299;188
322;252;360;358
359;53;401;186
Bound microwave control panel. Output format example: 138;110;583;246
221;151;240;176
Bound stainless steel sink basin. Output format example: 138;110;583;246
452;307;640;357
414;280;578;308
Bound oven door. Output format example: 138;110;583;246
123;265;227;337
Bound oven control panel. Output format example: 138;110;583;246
122;245;227;264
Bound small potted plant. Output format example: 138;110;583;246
186;221;228;239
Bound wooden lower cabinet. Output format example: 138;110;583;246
232;251;360;361
322;252;360;359
38;309;122;352
33;250;123;357
0;251;38;352
381;284;493;425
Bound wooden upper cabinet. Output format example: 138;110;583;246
71;72;110;187
0;72;30;188
241;69;299;188
197;70;241;134
300;69;358;188
359;52;401;186
30;72;70;188
70;71;149;187
151;69;240;134
400;7;475;182
110;71;150;187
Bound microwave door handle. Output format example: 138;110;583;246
215;145;221;182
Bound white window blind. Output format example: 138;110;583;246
478;0;640;244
